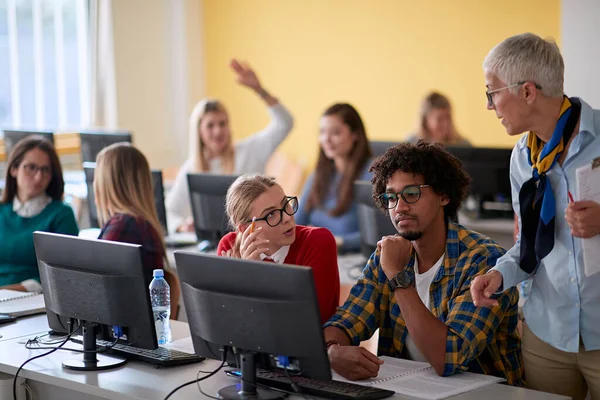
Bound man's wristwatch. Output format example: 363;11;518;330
388;270;412;291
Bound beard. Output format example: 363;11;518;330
397;230;423;241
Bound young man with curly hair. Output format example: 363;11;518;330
323;141;524;386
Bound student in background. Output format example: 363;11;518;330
406;92;471;147
218;174;340;324
94;143;166;285
166;59;294;234
0;136;79;291
324;142;523;385
471;33;600;400
295;103;372;253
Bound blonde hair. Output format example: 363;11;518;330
418;92;462;144
224;174;278;257
94;143;167;261
188;99;235;173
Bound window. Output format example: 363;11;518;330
0;0;90;129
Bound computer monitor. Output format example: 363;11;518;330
3;129;54;158
175;252;330;400
152;170;168;235
370;140;402;158
83;162;166;232
79;130;132;163
445;147;513;218
83;162;100;228
33;231;157;371
186;173;239;250
354;180;398;258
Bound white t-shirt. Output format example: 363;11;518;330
404;254;444;362
165;103;294;234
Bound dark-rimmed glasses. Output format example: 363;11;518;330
21;163;52;177
247;196;299;227
377;185;430;209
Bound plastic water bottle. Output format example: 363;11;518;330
149;269;171;344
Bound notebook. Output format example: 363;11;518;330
332;356;503;400
0;289;45;317
575;156;600;277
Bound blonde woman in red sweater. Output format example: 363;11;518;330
217;174;340;324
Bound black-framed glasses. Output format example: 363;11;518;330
21;163;52;177
248;196;299;227
486;81;543;107
377;185;430;209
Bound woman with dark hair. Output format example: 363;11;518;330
295;103;372;253
0;136;79;291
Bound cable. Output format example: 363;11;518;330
279;356;315;400
13;326;79;400
195;367;219;399
163;359;226;400
24;334;120;354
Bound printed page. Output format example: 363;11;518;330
576;162;600;277
332;356;431;386
378;367;503;400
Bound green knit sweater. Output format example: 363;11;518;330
0;200;79;286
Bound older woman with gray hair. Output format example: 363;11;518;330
471;33;600;400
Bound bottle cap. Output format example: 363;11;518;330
153;269;164;278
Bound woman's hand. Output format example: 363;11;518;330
239;224;270;260
230;59;262;92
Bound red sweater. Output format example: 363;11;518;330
217;225;340;324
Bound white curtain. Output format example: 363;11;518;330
89;0;117;128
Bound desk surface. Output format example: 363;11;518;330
0;315;568;400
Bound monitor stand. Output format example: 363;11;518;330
63;322;127;371
218;351;285;400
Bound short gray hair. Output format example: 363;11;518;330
483;33;564;98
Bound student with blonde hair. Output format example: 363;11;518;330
94;143;166;284
217;174;340;324
407;92;471;147
166;59;294;234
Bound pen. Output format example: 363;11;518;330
249;217;256;233
568;191;574;203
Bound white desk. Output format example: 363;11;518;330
0;315;568;400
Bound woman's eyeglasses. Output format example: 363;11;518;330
21;163;51;177
247;196;299;227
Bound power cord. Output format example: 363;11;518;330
163;347;228;400
13;325;80;400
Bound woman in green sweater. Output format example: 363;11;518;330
0;136;79;291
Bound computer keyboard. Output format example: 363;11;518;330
71;337;205;367
255;370;395;400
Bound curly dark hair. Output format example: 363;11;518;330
369;140;470;220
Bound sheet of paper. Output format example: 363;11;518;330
0;293;45;316
332;356;432;386
378;367;503;400
575;161;600;277
161;336;195;354
0;289;37;302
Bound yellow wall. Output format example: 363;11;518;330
203;0;560;167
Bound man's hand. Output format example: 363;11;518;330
470;270;503;307
328;345;384;381
565;201;600;238
377;235;412;280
